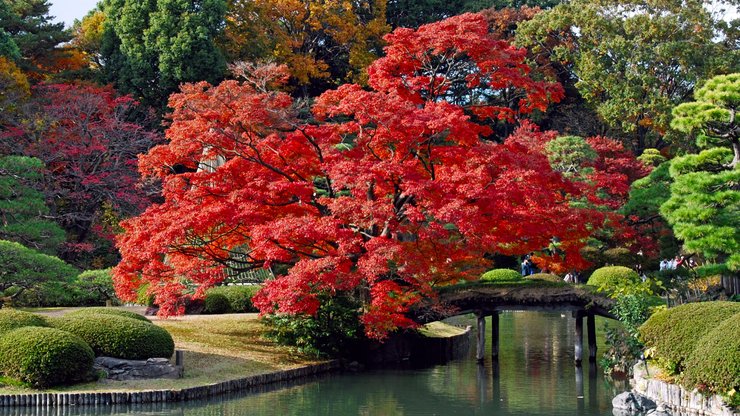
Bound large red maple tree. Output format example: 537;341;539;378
115;14;597;339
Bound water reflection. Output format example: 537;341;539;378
4;312;626;416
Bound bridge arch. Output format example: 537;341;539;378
412;285;617;366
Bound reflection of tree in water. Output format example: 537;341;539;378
0;313;627;416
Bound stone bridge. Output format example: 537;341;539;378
410;284;617;366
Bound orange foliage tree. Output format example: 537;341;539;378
222;0;389;94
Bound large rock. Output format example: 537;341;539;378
612;391;657;414
94;356;182;381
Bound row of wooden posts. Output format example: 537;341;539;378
475;309;597;366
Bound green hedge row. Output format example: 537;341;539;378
203;285;261;314
639;301;740;398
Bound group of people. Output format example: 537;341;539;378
659;255;697;271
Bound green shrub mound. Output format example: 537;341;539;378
50;314;174;360
639;301;740;374
0;327;94;387
480;269;522;283
526;273;562;283
681;313;740;397
203;292;232;314
206;285;261;313
0;308;48;336
602;248;637;267
587;266;640;292
66;307;151;322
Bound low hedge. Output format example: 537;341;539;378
66;307;151;322
0;308;48;336
205;285;261;313
587;266;641;293
639;301;740;375
681;313;740;398
480;269;522;283
526;273;562;283
0;327;94;387
50;314;174;360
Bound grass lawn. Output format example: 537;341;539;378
0;312;321;393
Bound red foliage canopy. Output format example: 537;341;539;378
114;14;595;339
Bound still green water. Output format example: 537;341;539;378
4;311;627;416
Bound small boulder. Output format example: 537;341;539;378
94;356;182;381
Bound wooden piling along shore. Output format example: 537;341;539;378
0;360;340;409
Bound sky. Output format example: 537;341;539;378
49;0;739;28
49;0;99;27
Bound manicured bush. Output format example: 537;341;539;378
526;273;563;283
206;285;261;313
203;292;232;314
602;247;637;267
639;301;740;375
480;269;522;283
0;327;94;387
0;308;47;336
587;266;641;293
66;307;151;322
50;314;174;360
681;313;740;398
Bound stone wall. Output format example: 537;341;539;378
631;362;738;416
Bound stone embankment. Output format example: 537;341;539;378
613;362;738;416
0;360;339;408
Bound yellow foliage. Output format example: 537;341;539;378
223;0;389;87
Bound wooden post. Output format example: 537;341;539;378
573;310;583;367
175;350;184;367
491;311;500;360
476;312;486;362
587;313;597;362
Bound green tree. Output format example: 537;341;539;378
0;1;21;61
0;0;71;76
100;0;227;109
0;156;65;255
0;240;76;304
517;0;739;153
386;0;559;29
663;74;740;274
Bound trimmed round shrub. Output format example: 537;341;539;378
602;247;637;267
681;313;740;396
526;273;562;283
203;293;232;314
480;269;522;283
206;285;261;313
639;301;740;374
50;314;174;360
0;327;94;387
66;307;151;322
587;266;641;293
0;308;48;336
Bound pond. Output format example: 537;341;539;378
2;311;628;416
